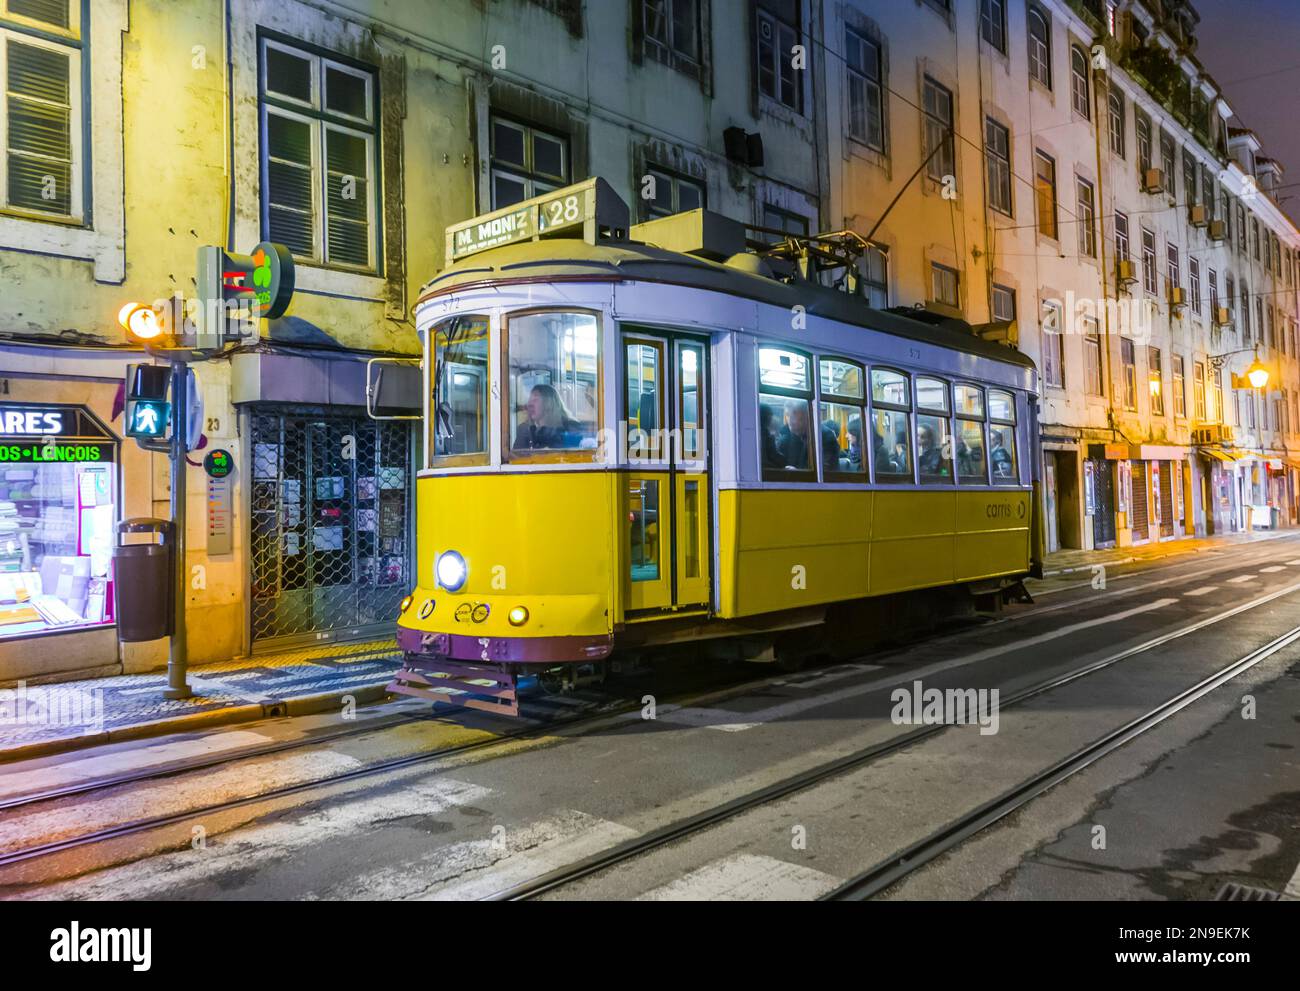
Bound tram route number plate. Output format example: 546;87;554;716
446;180;603;261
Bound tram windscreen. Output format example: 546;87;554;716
507;311;600;453
433;316;490;459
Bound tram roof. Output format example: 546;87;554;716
418;237;1034;371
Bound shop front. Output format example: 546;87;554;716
0;403;119;643
231;349;420;653
1085;443;1124;549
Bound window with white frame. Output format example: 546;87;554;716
1042;300;1064;388
992;283;1015;322
845;26;883;150
1;0;83;220
1027;6;1051;88
923;76;954;181
1076;176;1096;258
641;165;704;220
1108;88;1125;158
1188;256;1201;315
980;0;1006;53
861;245;887;308
756;0;801;112
1120;337;1136;410
1141;226;1157;294
1114;210;1129;261
985;117;1012;216
930;262;959;308
643;0;700;70
260;38;378;270
1083;320;1103;396
1148;346;1164;415
1070;45;1090;118
490;115;569;209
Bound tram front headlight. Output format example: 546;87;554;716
399;594;414;615
508;606;529;627
436;550;468;592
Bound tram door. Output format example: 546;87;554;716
623;332;711;614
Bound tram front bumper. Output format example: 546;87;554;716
396;625;613;665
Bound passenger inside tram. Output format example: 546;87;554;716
990;429;1015;477
759;403;785;469
513;383;584;450
917;421;948;477
777;401;812;469
845;414;865;471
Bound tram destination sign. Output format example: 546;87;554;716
445;177;629;262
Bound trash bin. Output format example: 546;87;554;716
114;518;174;642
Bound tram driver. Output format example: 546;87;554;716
513;384;584;450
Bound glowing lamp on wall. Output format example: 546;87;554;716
118;302;164;342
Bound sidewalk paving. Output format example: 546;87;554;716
0;639;401;762
4;528;1298;763
1037;527;1300;579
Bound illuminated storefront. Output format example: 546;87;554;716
0;404;119;640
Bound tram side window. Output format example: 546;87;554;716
507;311;600;455
432;315;490;461
758;346;815;480
915;376;953;482
869;368;911;482
954;384;987;483
989;389;1018;482
819;357;866;477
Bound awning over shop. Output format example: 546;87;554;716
1199;447;1235;464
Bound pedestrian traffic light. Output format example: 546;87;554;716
124;363;171;441
195;242;295;351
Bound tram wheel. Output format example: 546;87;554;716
538;669;565;695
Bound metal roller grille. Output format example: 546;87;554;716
1158;462;1175;536
249;410;411;648
1131;460;1149;533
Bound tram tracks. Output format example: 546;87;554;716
4;538;1290;819
823;622;1300;900
489;580;1300;900
5;562;1299;881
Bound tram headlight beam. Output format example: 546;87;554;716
436;550;468;592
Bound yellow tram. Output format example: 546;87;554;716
390;178;1043;714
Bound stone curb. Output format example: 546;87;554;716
0;683;395;765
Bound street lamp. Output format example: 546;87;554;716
1246;355;1270;390
1208;348;1270;391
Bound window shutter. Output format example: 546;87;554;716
265;110;316;256
6;38;72;215
324;126;370;267
8;0;69;30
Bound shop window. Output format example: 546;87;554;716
0;404;117;639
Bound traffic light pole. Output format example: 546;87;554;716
164;358;192;700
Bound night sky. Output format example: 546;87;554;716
1194;0;1300;220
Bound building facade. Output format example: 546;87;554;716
823;0;1300;551
0;0;824;682
1;0;1297;683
